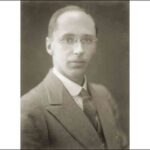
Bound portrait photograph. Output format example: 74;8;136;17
2;1;150;149
21;1;129;149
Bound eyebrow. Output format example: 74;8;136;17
61;33;96;38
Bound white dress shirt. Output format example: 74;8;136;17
53;68;87;110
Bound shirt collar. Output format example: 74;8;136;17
52;68;87;97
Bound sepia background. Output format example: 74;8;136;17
21;1;129;141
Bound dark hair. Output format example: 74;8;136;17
48;5;97;38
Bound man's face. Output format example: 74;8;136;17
47;10;97;83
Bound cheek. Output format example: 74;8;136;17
86;48;96;60
52;44;70;62
52;43;63;56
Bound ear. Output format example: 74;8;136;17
46;37;53;55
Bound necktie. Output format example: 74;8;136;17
80;88;107;148
80;88;100;132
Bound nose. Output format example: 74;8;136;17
73;41;84;55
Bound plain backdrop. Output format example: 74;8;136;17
21;1;129;140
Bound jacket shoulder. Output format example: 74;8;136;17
89;83;118;117
21;82;48;133
21;82;46;114
21;83;49;148
89;83;111;97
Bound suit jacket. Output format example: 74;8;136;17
21;70;127;149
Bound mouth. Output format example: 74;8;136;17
69;60;86;64
69;60;86;67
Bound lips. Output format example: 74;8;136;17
69;60;86;67
69;60;86;64
70;60;85;63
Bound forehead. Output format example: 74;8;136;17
54;10;96;36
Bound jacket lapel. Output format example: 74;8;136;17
43;70;103;149
88;84;120;149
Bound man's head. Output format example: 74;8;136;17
46;5;97;84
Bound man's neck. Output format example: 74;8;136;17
53;67;85;86
69;76;84;86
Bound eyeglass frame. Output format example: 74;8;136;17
57;34;98;46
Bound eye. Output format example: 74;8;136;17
81;36;97;44
82;37;93;44
60;35;75;45
65;36;75;44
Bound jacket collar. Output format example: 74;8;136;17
43;69;64;105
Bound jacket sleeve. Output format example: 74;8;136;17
21;98;49;149
106;89;129;149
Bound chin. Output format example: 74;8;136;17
69;69;85;78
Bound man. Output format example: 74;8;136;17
21;5;128;149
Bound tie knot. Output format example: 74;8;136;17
80;88;91;99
